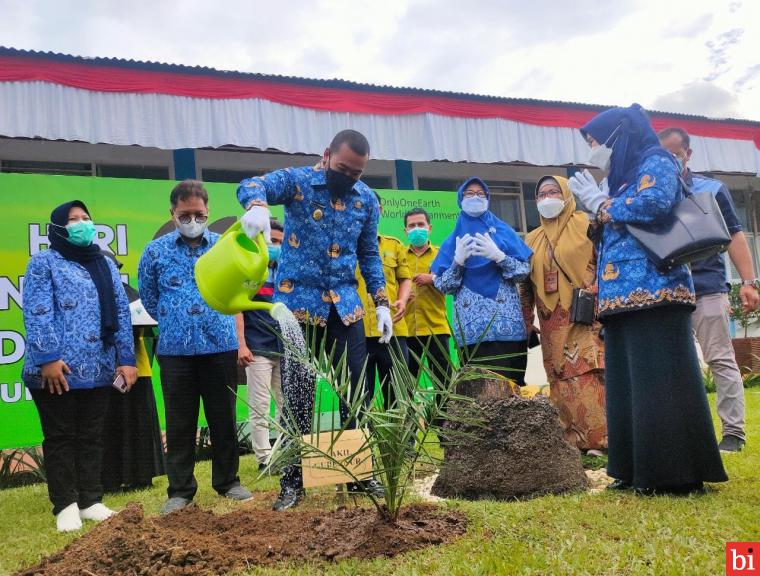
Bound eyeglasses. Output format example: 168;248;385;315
176;214;208;224
463;190;487;198
536;190;562;200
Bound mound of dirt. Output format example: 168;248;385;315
17;502;466;575
433;395;588;500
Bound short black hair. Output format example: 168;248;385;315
404;207;430;226
658;127;691;149
329;129;370;157
270;218;284;233
170;179;208;207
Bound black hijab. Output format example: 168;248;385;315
49;201;119;347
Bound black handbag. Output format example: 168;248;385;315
625;176;731;271
548;243;596;326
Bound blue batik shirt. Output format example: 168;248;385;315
138;229;238;356
434;256;530;346
237;166;387;326
596;154;695;317
22;249;136;390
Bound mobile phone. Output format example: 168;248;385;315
112;373;128;393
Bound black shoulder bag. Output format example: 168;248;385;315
624;176;731;271
547;242;596;326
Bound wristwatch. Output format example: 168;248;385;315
741;279;758;287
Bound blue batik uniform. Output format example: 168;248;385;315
137;229;238;356
237;166;387;326
597;154;696;318
22;249;135;389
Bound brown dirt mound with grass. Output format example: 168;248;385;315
16;502;467;575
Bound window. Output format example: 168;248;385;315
201;168;263;183
490;194;523;232
97;164;170;180
362;175;393;190
417;177;460;192
731;189;751;231
521;182;540;232
1;159;92;176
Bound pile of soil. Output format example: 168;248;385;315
17;502;466;575
433;395;588;500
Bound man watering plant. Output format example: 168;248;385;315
237;129;390;511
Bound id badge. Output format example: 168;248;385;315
544;269;559;293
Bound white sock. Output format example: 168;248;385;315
56;503;82;532
79;502;115;522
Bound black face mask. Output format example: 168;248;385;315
326;156;359;197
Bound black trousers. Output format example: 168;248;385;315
366;336;409;409
407;334;451;385
604;306;727;489
158;351;240;500
281;306;367;490
30;386;111;515
464;339;528;386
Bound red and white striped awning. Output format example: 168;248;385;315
1;49;759;175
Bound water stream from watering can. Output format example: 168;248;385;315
271;306;316;435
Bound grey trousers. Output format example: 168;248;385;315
692;293;746;440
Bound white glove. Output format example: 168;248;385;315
471;232;505;263
376;306;393;344
454;234;474;266
241;206;271;243
568;169;609;214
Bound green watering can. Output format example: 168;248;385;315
195;220;285;318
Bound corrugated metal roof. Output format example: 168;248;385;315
1;46;757;126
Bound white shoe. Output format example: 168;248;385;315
56;503;82;532
79;502;115;522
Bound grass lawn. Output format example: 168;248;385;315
1;391;758;575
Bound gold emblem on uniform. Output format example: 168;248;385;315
321;290;332;303
354;200;362;209
329;290;340;303
294;185;304;201
328;243;341;258
288;233;300;248
637;174;656;192
332;198;347;211
601;263;620;281
313;208;323;220
279;279;295;293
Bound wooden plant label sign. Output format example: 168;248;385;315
301;428;374;488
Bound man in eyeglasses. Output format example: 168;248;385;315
138;180;253;515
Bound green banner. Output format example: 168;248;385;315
0;173;461;449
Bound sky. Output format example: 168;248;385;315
1;0;759;121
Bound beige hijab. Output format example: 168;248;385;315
525;176;594;311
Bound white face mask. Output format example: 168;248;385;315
461;196;488;217
537;197;566;219
176;218;207;239
588;144;613;172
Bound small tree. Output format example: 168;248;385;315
259;328;488;523
728;281;760;338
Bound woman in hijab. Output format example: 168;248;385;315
22;201;137;531
569;103;727;494
524;176;607;454
432;177;532;383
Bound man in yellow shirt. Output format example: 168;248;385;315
357;192;412;409
403;208;452;385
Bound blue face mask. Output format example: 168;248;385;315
407;227;429;247
461;196;488;217
267;244;281;262
56;220;97;246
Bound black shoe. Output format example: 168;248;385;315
272;487;305;511
719;435;745;453
347;479;385;499
606;479;632;491
633;486;656;497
